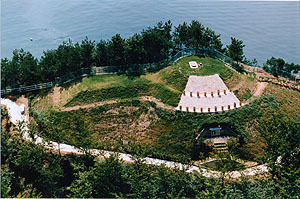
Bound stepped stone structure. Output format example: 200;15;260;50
176;74;243;113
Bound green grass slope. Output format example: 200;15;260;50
31;55;299;164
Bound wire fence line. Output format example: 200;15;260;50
53;47;244;86
1;82;54;96
1;47;298;96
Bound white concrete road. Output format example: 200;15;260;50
1;98;269;179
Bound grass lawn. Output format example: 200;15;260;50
157;56;235;91
31;55;259;110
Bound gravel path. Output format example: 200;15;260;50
1;98;269;179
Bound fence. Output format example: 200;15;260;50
1;82;53;96
82;47;244;81
0;47;251;96
1;47;298;96
54;67;92;85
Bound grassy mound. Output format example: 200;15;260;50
158;56;234;91
32;56;256;111
31;55;300;164
61;56;242;108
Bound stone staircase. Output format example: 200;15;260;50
213;142;228;153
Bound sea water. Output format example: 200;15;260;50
2;0;300;64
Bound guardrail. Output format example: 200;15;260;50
1;82;53;96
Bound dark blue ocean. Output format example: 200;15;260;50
2;0;300;65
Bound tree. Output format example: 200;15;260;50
204;27;223;52
109;34;126;66
141;21;172;63
1;49;40;88
285;62;300;73
226;37;245;62
55;39;81;76
125;33;146;65
263;57;285;77
1;58;17;88
79;37;95;68
173;21;223;52
173;22;189;49
186;20;206;49
258;113;300;198
94;40;109;66
68;155;126;198
39;50;59;82
14;49;40;86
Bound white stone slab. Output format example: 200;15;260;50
189;61;198;68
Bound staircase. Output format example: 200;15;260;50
213;142;228;153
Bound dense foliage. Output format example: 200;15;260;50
263;57;300;77
3;105;299;198
225;37;245;62
1;20;236;89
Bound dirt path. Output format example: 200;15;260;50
253;82;268;97
60;96;175;112
52;86;61;106
61;100;118;112
139;96;175;111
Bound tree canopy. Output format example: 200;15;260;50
263;57;300;77
1;20;229;89
225;37;245;62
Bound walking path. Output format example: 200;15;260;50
61;100;118;112
59;95;174;112
1;97;269;179
253;82;268;97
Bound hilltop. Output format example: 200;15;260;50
29;55;299;164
